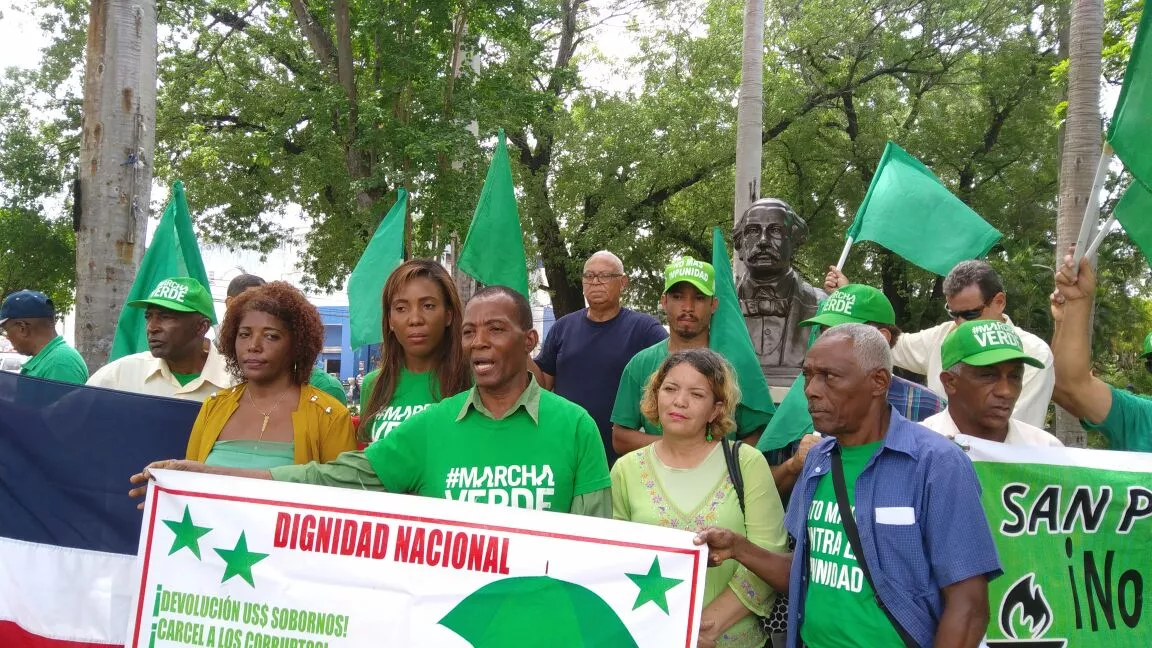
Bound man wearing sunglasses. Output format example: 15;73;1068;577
825;260;1053;428
530;250;667;466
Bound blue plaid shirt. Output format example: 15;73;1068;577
783;409;1001;647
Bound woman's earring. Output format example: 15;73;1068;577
705;422;713;443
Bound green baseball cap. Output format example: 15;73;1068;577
663;257;715;296
799;284;895;328
128;277;217;323
941;320;1044;370
1143;332;1152;357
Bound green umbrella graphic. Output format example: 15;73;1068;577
439;576;639;647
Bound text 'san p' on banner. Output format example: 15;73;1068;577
968;439;1151;647
127;470;707;647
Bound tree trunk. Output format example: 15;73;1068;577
1053;0;1103;447
734;0;765;224
75;0;158;371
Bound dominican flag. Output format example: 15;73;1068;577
0;372;198;646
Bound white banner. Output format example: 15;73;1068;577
127;470;707;648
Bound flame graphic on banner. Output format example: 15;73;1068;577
999;574;1053;639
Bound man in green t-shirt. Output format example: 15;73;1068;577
225;273;348;405
610;257;764;456
1053;253;1152;452
133;286;612;517
0;290;88;384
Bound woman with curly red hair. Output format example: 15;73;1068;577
184;281;356;468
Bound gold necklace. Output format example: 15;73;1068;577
246;386;291;442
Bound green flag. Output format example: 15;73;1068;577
1108;6;1152;188
347;188;408;348
754;375;814;452
710;227;775;432
458;130;530;297
109;181;213;361
846;141;1002;275
1115;178;1152;266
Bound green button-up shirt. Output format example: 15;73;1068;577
271;376;611;518
21;336;89;384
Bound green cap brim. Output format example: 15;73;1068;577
960;348;1045;369
798;312;868;328
665;278;714;297
127;297;200;314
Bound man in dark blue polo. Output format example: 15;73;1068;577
695;323;1000;648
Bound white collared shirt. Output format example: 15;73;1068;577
891;315;1054;428
87;341;236;401
922;409;1065;447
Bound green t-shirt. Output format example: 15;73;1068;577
1080;386;1152;453
308;366;348;405
360;367;440;443
20;336;89;385
610;339;760;437
800;441;902;646
171;371;200;386
363;384;611;513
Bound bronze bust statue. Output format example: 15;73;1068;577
734;198;826;387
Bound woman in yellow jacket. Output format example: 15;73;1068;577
185;282;355;468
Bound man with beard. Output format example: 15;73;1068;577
735;199;826;387
88;277;232;401
611;257;764;455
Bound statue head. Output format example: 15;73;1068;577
733;198;809;279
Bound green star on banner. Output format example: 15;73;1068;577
626;557;684;614
162;505;212;559
214;532;269;587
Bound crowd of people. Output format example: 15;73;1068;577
1;206;1148;646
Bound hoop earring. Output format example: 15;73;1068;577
705;422;713;443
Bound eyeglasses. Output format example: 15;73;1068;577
945;302;990;321
581;272;624;284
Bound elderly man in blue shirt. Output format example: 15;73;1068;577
695;323;1000;648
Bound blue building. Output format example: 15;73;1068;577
316;306;356;380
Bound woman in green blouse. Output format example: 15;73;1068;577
358;260;472;443
611;348;786;648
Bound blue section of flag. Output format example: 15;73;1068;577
0;372;199;554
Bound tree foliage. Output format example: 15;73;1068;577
4;0;1151;390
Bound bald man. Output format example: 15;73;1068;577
531;251;666;465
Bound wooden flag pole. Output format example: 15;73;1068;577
1072;143;1114;270
835;236;855;271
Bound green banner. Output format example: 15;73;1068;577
969;439;1151;646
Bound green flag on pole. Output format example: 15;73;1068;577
1108;6;1152;188
754;375;814;452
347;188;408;349
109;181;213;361
1114;179;1152;266
458;130;530;297
846;141;1002;276
710;227;775;432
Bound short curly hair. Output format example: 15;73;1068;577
639;348;740;438
218;281;324;384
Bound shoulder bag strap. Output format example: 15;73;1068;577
830;445;918;648
721;437;745;514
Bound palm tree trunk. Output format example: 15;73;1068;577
1053;0;1104;446
734;0;765;224
75;0;158;371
